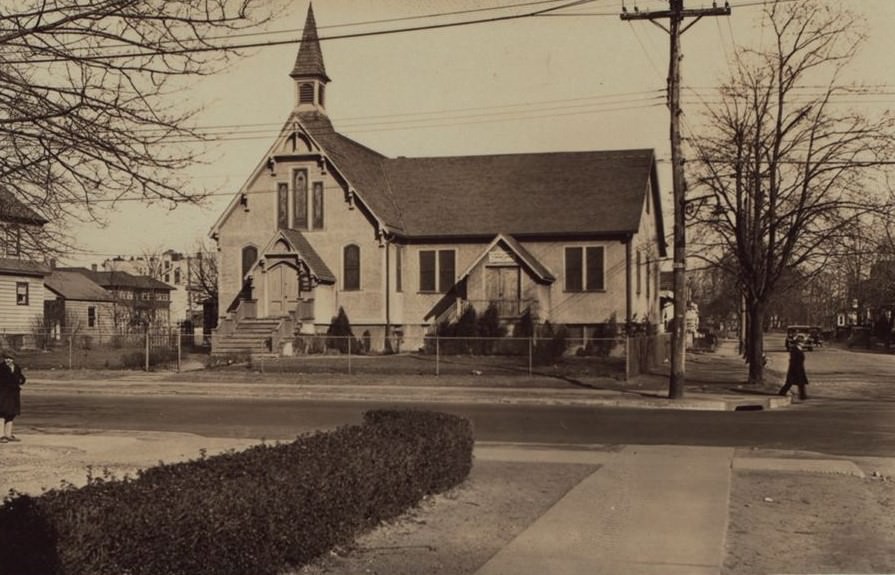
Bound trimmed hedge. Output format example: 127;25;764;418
0;410;474;575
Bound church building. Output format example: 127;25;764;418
210;5;666;354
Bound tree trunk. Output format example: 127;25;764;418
746;302;766;385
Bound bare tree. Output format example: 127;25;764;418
190;239;219;306
0;1;283;256
689;1;895;384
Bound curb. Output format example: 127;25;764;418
26;379;790;411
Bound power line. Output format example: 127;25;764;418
3;0;604;65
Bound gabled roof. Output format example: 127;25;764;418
298;112;404;231
0;257;49;277
58;268;174;291
458;234;555;283
380;149;657;238
277;228;336;283
291;4;330;82
45;270;113;301
293;116;662;239
0;189;47;225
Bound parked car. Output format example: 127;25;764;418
785;325;823;351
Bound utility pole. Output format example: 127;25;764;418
621;1;730;399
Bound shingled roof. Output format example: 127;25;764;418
297;114;660;240
45;270;113;301
0;257;49;277
0;189;47;225
290;4;330;81
59;268;173;291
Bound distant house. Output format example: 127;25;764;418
43;269;115;341
210;6;667;354
0;189;50;346
58;267;174;329
102;250;214;324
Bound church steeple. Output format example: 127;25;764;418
291;4;329;114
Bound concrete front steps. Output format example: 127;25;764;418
213;318;284;355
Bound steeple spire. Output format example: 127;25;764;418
290;4;329;114
291;4;330;82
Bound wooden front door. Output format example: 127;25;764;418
485;266;520;315
267;263;299;317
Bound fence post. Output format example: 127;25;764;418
625;336;631;381
347;336;352;375
176;331;182;373
144;326;150;372
528;336;533;377
68;335;73;370
435;334;440;377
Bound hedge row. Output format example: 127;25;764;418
0;410;474;575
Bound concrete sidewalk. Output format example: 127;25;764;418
473;444;872;575
476;445;733;575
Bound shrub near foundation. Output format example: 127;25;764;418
0;410;474;575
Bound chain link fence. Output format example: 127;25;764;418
2;329;669;379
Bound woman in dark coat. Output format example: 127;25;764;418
778;340;809;400
0;350;26;443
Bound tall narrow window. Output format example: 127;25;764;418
564;247;583;292
15;282;28;306
585;246;605;291
312;181;324;229
395;245;403;293
419;250;436;292
241;245;258;279
88;306;96;328
293;169;308;230
318;84;326;107
343;245;360;291
636;251;642;295
299;83;314;104
438;250;455;294
277;183;288;229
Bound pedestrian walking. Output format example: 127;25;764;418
778;339;809;400
0;350;26;443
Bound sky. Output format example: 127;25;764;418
63;0;895;266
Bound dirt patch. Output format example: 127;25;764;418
293;460;598;575
724;470;895;574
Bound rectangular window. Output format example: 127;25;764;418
438;250;455;293
419;249;455;293
15;282;28;306
293;169;308;230
395;245;403;293
565;246;605;292
636;251;642;295
564;247;583;292
88;306;96;328
343;245;360;291
419;250;436;292
585;246;605;291
277;183;289;229
312;181;324;229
